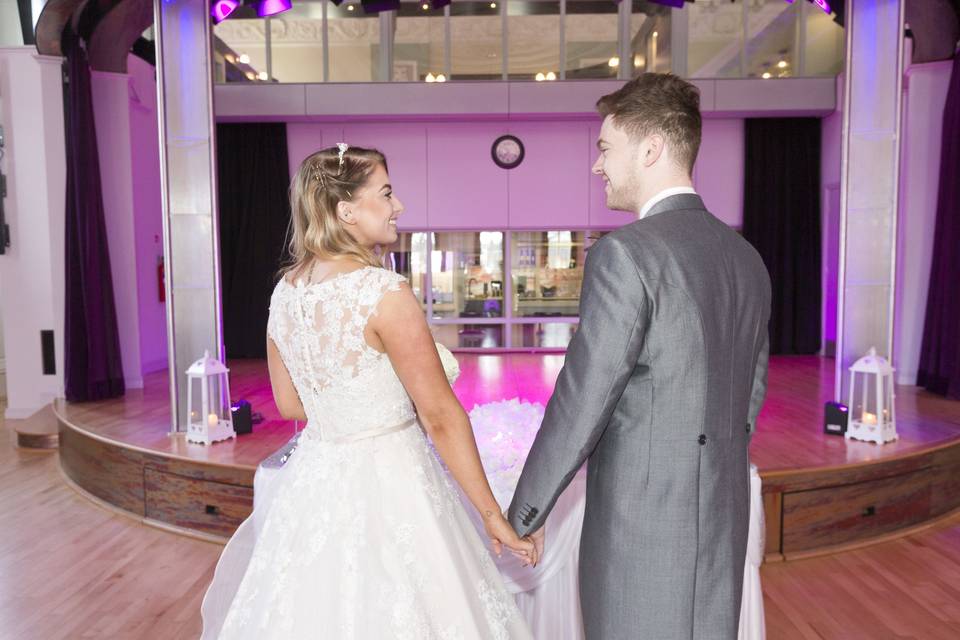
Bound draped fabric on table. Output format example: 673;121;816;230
918;53;960;399
62;27;125;402
216;123;292;359
742;118;822;356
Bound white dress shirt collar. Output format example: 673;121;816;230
638;186;698;219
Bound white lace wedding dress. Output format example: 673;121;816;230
200;266;532;640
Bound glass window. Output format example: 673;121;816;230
431;232;505;319
394;2;448;81
564;0;618;80
745;0;799;79
384;232;428;307
630;1;671;77
328;2;381;82
686;0;745;79
268;2;326;83
802;2;844;77
214;17;268;83
511;322;576;349
511;231;587;318
507;0;560;81
433;324;504;349
450;1;504;80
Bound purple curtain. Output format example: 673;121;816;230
63;28;125;402
917;53;960;399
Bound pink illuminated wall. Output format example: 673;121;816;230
821;75;843;357
287;118;747;231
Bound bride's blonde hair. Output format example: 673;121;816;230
282;145;389;278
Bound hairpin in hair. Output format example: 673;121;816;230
312;162;327;188
336;142;349;175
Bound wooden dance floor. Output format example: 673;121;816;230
54;354;960;559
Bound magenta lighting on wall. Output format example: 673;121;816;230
785;0;831;14
210;0;239;23
257;0;292;17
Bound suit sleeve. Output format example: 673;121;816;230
746;332;769;440
507;237;648;536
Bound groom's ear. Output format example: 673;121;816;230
641;134;666;168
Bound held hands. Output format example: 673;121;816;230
482;510;538;567
508;525;544;568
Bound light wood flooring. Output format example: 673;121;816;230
3;399;960;639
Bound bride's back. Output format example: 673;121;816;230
267;264;415;441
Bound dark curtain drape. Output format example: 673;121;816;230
16;0;35;45
917;54;960;398
742;117;822;355
217;123;291;359
63;28;125;401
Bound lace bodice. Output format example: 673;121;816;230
267;266;415;441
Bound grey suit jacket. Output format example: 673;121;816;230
508;194;771;640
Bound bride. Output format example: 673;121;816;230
200;144;535;639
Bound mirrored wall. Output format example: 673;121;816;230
384;230;611;350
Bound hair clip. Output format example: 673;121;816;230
336;142;349;175
312;163;327;188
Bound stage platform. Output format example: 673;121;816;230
53;355;960;559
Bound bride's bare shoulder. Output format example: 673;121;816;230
284;258;369;285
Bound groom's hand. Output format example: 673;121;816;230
509;526;544;568
530;526;545;560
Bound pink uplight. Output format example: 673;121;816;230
211;0;239;23
257;0;292;17
811;0;831;13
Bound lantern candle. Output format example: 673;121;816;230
208;413;219;427
862;412;878;425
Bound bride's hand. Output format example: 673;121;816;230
482;511;535;561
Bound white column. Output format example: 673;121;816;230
0;48;66;418
835;0;906;401
154;0;224;431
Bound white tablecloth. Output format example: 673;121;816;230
255;415;765;640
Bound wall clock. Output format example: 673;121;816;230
491;134;524;169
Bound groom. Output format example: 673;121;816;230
508;73;771;640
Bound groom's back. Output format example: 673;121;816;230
614;205;770;444
579;196;770;640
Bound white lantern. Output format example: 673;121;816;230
185;350;236;445
845;347;897;445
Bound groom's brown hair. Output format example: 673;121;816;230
596;73;702;176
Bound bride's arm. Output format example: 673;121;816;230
267;337;308;422
369;283;535;560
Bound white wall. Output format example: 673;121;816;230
92;70;143;388
895;59;953;385
0;0;23;48
91;55;167;388
0;47;66;418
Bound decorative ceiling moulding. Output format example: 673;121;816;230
87;0;154;73
905;0;960;63
34;0;151;72
35;0;87;56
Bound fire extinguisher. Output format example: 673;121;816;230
158;256;165;302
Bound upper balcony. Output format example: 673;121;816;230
212;0;844;85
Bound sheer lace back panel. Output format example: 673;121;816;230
267;266;415;441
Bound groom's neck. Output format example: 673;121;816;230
634;173;695;215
